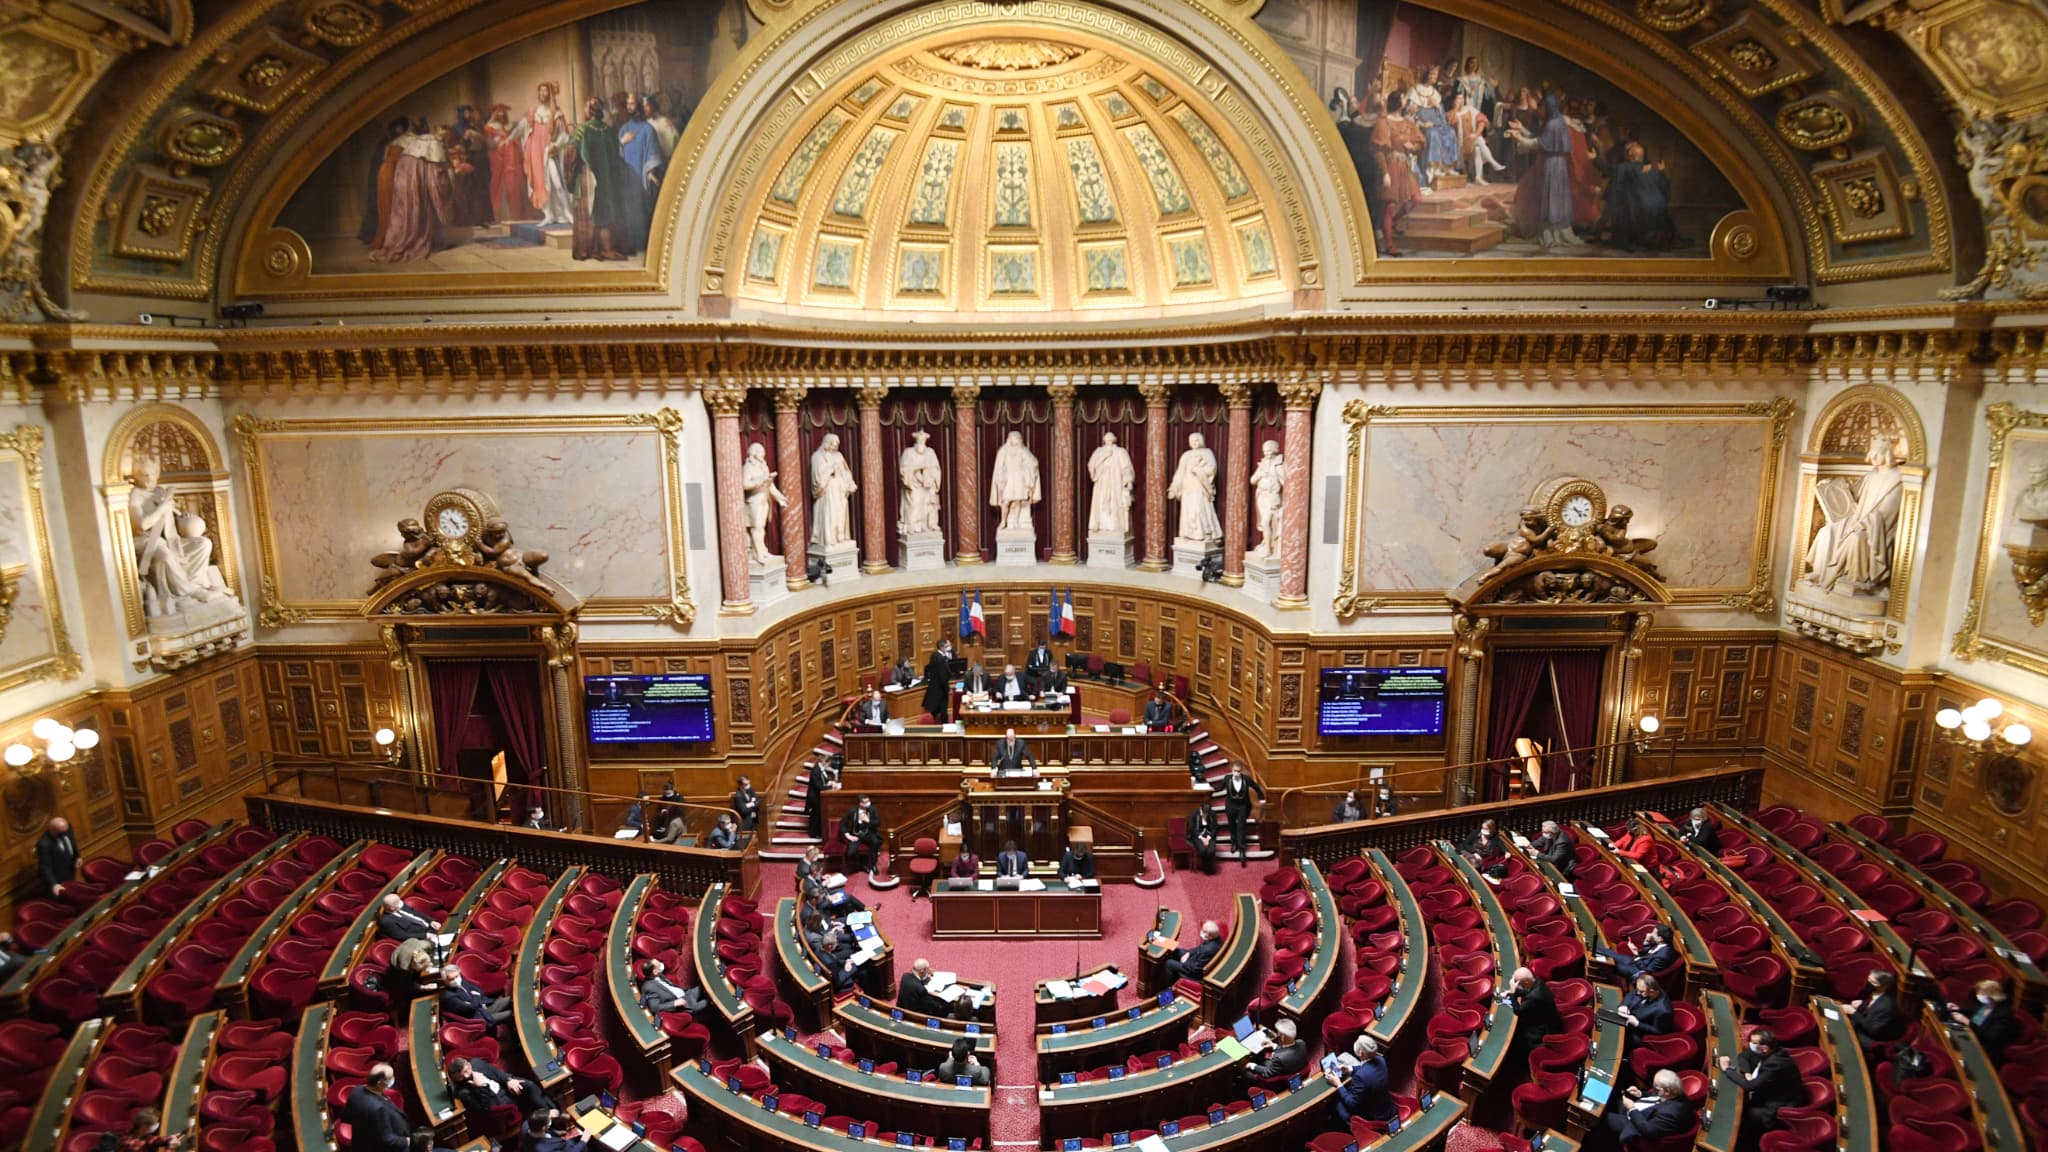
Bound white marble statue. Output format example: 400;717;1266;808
988;431;1041;533
129;455;231;618
899;430;942;535
2016;461;2048;528
1168;433;1223;545
1088;432;1134;535
809;433;858;548
1802;432;1905;597
1248;439;1284;559
740;441;788;563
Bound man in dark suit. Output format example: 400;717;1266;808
995;841;1030;878
1329;1035;1396;1125
1606;1070;1697;1142
376;894;439;943
1059;841;1095;882
817;927;861;992
35;817;76;899
1532;820;1576;877
1680;808;1722;853
0;932;25;984
1243;1017;1309;1083
856;689;890;726
960;662;991;696
995;663;1030;702
1847;969;1906;1054
890;657;918;689
1948;979;2021;1063
897;958;958;1018
1506;967;1563;1059
922;639;955;723
1187;805;1218;875
638;958;706;1016
706;814;739;850
519;1110;586;1152
1159;919;1223;983
1218;765;1265;865
619;794;647;834
840;796;882;874
648;811;690;845
806;760;831;838
1599;926;1677;981
990;729;1038;778
730;776;760;832
1036;664;1069;695
1143;689;1175;729
1721;1029;1803;1134
341;1065;412;1152
1620;973;1675;1041
446;1055;547;1117
439;965;512;1027
1025;641;1054;682
936;1037;990;1087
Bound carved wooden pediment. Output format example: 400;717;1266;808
1449;550;1673;613
360;563;579;620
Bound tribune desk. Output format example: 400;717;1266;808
960;776;1072;865
932;878;1102;940
956;700;1075;734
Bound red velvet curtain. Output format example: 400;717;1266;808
1486;647;1607;797
484;660;546;792
877;390;957;567
1484;649;1549;801
1542;649;1605;792
425;659;483;781
978;392;1053;557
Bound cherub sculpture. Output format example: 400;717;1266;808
370;518;434;589
478;518;549;581
1593;504;1661;579
1483;506;1555;567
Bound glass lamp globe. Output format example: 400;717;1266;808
1637;715;1661;734
47;742;75;763
1935;708;1962;730
72;728;99;751
2003;723;2033;747
4;744;32;767
1976;698;2003;720
1964;718;1994;743
374;727;397;747
30;717;59;741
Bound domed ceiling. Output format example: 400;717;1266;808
731;34;1297;319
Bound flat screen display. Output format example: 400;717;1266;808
585;674;714;743
1317;667;1447;737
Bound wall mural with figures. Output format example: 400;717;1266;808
275;0;748;275
1254;0;1743;259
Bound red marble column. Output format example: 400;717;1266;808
775;384;810;590
953;384;983;565
1278;379;1320;608
1138;381;1171;571
1048;382;1077;564
858;384;890;574
706;385;753;613
1219;381;1253;587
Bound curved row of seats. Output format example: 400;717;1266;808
528;867;632;1098
619;876;711;1065
1249;860;1337;1022
707;886;793;1035
243;843;426;1021
1392;845;1516;1103
1638;819;1802;1007
1317;850;1414;1061
1482;848;1613;1137
1711;820;1899;1000
9;819;211;953
342;853;488;1015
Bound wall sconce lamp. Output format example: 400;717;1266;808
1634;713;1661;754
6;718;100;776
1934;698;2032;758
373;726;402;767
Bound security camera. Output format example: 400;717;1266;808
1703;298;1721;310
137;313;154;326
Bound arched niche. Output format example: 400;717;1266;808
101;404;249;668
1785;384;1926;655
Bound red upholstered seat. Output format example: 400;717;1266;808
212;1053;288;1103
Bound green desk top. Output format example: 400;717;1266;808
1144;908;1183;963
1036;1040;1234;1109
1036;994;1193;1056
1836;823;2046;992
1933;1004;2025;1152
841;996;996;1057
610;875;665;1054
1203;893;1260;997
291;1003;334;1152
1699;991;1744;1152
514;867;583;1091
1367;849;1426;1047
1159;1080;1462;1152
774;895;830;998
694;883;751;1030
1715;806;1925;981
1582;827;1714;980
570;1095;665;1152
24;1018;104;1152
444;859;511;937
1813;996;1877;1152
1654;821;1821;971
1577;985;1625;1116
216;839;360;997
1279;860;1339;1018
1440;844;1519;1082
410;994;459;1127
758;1029;991;1111
321;850;435;985
164;1011;221;1137
676;1060;931;1149
108;833;300;1004
1525;845;1608;956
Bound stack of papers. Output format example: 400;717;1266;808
1044;979;1076;999
1216;1036;1251;1060
1019;878;1047;892
929;972;957;993
1002;701;1031;711
1078;970;1126;996
939;984;992;1009
847;911;874;927
597;1125;637;1151
822;872;847;891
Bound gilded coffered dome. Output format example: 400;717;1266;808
733;33;1298;319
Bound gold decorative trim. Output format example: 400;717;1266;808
1952;403;2048;675
1334;399;1791;617
233;409;696;629
0;425;82;691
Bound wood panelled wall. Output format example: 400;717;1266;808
1762;632;1934;819
1912;678;2048;904
1634;631;1778;776
259;649;403;760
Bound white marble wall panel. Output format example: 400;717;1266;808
258;430;672;604
1358;417;1769;592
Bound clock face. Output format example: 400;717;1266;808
1560;495;1595;527
436;506;472;539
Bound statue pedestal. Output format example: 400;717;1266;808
1241;551;1282;602
748;559;788;608
807;540;861;584
1785;590;1887;655
1171;539;1222;581
993;528;1039;567
1086;531;1135;569
147;597;249;671
899;530;947;572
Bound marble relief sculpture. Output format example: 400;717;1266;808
898;430;943;535
1088;432;1134;535
809;433;858;549
1168;433;1223;545
1801;432;1905;599
1248;439;1284;559
989;431;1041;532
740;442;788;563
2003;462;2048;626
129;456;232;618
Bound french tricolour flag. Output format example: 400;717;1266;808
968;591;986;637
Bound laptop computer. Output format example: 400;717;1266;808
994;876;1021;891
1231;1015;1258;1042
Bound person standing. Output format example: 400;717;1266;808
36;816;77;898
341;1066;411;1152
569;96;626;261
730;776;760;832
922;638;955;723
1218;765;1264;865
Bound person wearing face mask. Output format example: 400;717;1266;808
840;795;883;874
1607;1069;1696;1143
1846;969;1906;1055
1679;807;1721;853
1946;978;2020;1063
1719;1029;1802;1136
1598;926;1676;981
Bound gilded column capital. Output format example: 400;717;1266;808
1279;378;1323;410
856;383;890;410
1045;382;1078;403
1217;380;1253;408
952;383;982;406
773;384;808;413
1137;380;1172;407
702;382;748;416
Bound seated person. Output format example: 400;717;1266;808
840;796;883;874
1035;664;1069;695
1847;969;1907;1054
1459;818;1508;871
1328;1035;1395;1126
519;1109;586;1152
897;957;962;1019
816;927;861;992
1718;1029;1803;1133
1619;973;1675;1040
1679;807;1722;853
639;958;709;1016
522;808;549;830
1606;1069;1696;1143
995;840;1030;878
994;663;1030;702
1059;841;1096;883
796;845;830;895
1157;920;1223;983
948;848;980;879
648;811;690;845
377;893;440;942
1187;805;1218;875
990;730;1038;778
446;1055;547;1117
935;1037;989;1087
890;657;918;689
706;813;739;851
1599;925;1677;981
961;661;991;696
439;965;512;1027
619;794;647;834
1142;688;1176;729
1947;978;2021;1064
1504;967;1562;1060
1612;816;1659;863
1243;1017;1308;1083
0;932;25;984
1332;790;1366;824
855;689;891;727
1531;820;1576;877
409;1128;458;1152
